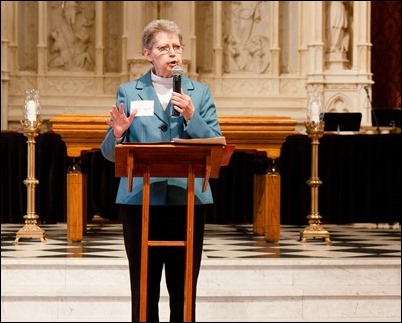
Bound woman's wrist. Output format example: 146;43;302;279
114;132;125;143
113;131;125;139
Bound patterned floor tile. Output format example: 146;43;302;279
1;222;400;259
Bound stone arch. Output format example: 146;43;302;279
325;93;353;112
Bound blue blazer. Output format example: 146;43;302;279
101;70;222;205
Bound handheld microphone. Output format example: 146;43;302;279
172;66;183;116
364;86;381;134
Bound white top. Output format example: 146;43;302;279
151;71;173;110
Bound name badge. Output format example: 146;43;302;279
131;100;154;116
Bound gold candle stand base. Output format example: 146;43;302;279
299;217;331;244
15;220;46;243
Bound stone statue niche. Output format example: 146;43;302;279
223;1;271;74
48;1;95;71
325;1;352;69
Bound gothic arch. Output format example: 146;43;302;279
325;93;353;112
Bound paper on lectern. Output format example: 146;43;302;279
172;136;226;145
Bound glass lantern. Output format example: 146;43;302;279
23;89;41;127
306;89;322;124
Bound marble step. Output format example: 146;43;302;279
3;258;401;287
2;258;401;322
2;284;400;322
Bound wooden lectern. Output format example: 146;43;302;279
115;142;234;322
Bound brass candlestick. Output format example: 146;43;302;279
15;89;46;243
299;120;331;244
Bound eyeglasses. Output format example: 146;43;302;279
154;44;184;55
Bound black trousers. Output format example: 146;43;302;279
121;204;207;322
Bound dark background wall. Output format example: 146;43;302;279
371;1;401;109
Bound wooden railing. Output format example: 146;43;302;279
51;114;297;242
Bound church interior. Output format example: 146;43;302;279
1;1;400;322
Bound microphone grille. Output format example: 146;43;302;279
172;66;183;76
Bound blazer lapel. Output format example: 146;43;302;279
136;74;169;124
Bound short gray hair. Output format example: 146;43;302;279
141;19;183;50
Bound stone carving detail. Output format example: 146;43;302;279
48;1;95;71
326;95;352;112
129;59;153;81
327;97;351;112
327;1;350;54
223;1;270;74
325;1;351;69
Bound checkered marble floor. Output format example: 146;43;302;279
1;222;400;259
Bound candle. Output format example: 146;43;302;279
310;102;320;123
26;100;37;123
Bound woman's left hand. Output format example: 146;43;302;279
171;90;195;123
